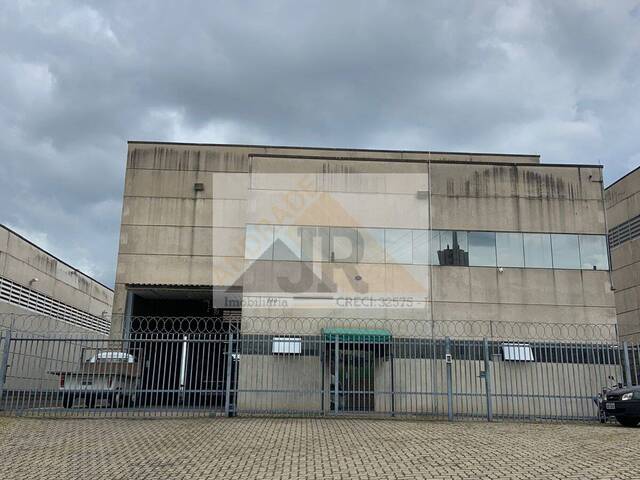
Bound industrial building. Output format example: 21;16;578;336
113;142;614;333
606;166;640;342
0;224;113;335
0;224;114;398
108;142;617;416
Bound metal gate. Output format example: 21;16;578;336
0;315;637;421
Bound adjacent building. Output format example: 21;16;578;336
0;224;113;335
606;166;640;342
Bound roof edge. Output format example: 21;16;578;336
127;140;540;159
605;165;640;190
0;224;114;292
248;153;602;169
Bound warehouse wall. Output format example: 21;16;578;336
0;225;113;321
112;143;614;339
606;167;640;341
430;163;615;335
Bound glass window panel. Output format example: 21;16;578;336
330;227;358;263
551;234;581;269
429;230;440;265
453;231;469;266
496;232;524;268
358;228;385;263
579;235;609;270
440;231;454;252
468;231;497;267
385;229;412;264
245;224;274;260
273;225;302;261
437;230;469;266
301;226;330;262
412;230;428;265
523;233;552;268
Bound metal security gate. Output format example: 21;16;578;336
446;338;491;421
0;315;635;422
127;334;234;411
325;328;391;414
0;333;238;416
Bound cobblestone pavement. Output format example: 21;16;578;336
0;416;638;479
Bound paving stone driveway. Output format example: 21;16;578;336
0;416;638;479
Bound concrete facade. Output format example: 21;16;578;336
605;166;640;342
0;224;113;335
112;142;615;337
111;142;617;414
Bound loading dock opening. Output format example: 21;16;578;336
124;286;240;409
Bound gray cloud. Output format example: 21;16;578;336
1;0;639;286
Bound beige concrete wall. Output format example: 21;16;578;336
235;352;617;418
606;167;640;341
237;354;323;412
110;284;128;335
605;167;640;227
432;268;616;340
127;142;540;170
374;358;445;414
0;225;113;322
430;163;605;233
239;158;613;335
3;336;84;392
240;156;431;326
390;163;607;333
114;143;613;341
375;357;619;418
0;307;108;392
113;144;254;331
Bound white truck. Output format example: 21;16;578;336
51;351;141;408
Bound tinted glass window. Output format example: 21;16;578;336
248;225;607;271
412;230;428;265
496;232;524;267
440;230;453;253
385;229;413;264
579;235;609;270
301;226;330;262
523;233;552;268
456;231;468;251
358;228;385;263
330;227;358;263
437;231;469;266
429;230;441;265
245;224;274;260
551;234;580;269
468;232;497;267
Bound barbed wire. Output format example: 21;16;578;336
0;313;619;342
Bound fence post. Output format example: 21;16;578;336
623;341;632;387
445;336;453;421
224;332;234;416
390;338;395;417
0;329;11;410
483;337;493;422
334;336;339;414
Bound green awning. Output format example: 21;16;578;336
322;328;392;344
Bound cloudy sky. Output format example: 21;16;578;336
1;0;639;287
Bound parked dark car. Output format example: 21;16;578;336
600;385;640;427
